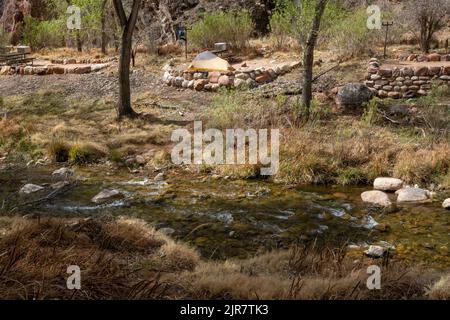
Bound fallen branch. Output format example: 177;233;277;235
312;63;340;83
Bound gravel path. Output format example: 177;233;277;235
0;70;158;99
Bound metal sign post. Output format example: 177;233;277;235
176;25;188;60
382;21;394;59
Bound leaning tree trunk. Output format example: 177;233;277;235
301;0;328;121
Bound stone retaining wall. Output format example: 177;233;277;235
162;61;301;91
397;53;450;63
50;57;117;65
365;57;450;99
0;63;110;76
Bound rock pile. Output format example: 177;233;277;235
361;177;439;207
162;62;300;92
365;58;450;99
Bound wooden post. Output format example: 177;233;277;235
382;22;393;59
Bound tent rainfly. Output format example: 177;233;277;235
186;51;235;72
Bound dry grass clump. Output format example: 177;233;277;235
0;217;166;299
427;274;450;300
0;118;22;139
275;122;450;186
0;217;446;300
68;142;108;164
393;143;450;186
171;241;433;300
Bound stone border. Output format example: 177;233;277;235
398;53;450;63
50;57;117;65
0;63;110;76
365;58;450;99
162;61;301;91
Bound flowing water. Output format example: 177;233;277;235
1;165;449;268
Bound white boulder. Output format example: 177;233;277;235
373;177;403;191
19;184;44;194
364;245;386;258
361;190;392;207
91;189;122;204
396;187;430;203
443;199;450;210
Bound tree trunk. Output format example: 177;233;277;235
101;0;107;55
301;0;328;121
76;30;82;52
118;28;136;117
113;0;141;118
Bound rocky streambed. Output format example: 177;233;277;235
1;164;449;268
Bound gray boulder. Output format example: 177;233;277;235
336;83;373;108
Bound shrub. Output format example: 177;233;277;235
0;28;11;47
22;16;64;49
47;139;71;162
269;2;293;50
415;84;450;141
189;10;254;50
68;142;106;164
327;8;378;57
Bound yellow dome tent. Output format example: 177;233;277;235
186;51;235;72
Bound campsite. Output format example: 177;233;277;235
0;0;449;302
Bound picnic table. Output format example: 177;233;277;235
0;51;34;66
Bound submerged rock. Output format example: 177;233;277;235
19;184;44;194
158;227;175;236
52;167;74;178
443;199;450;210
154;172;165;181
361;190;392;207
396;188;430;203
373;177;403;192
51;181;71;190
91;189;123;204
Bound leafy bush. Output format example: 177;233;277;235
327;8;378;57
415;84;450;141
189;10;254;50
0;28;11;47
269;2;293;50
269;0;345;50
23;16;64;49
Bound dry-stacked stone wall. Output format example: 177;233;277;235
365;56;450;99
0;63;110;76
162;61;301;92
